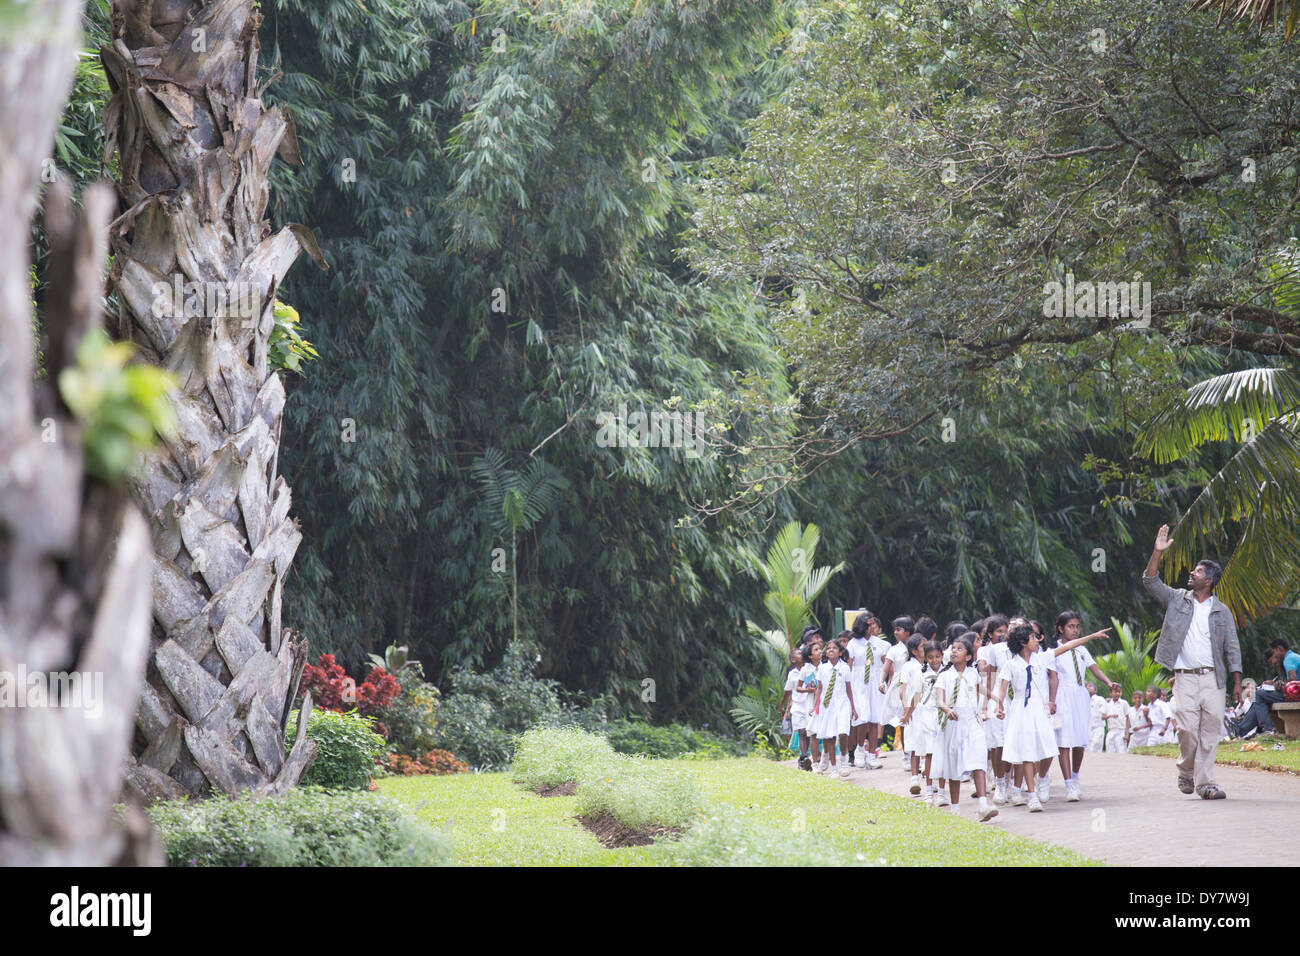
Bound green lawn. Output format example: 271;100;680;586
378;757;1100;866
1131;737;1300;773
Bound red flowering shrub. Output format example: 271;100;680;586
384;749;469;776
301;654;401;718
357;666;400;716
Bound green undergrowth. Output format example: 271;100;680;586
381;728;1100;867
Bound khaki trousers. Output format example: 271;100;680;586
1172;671;1224;791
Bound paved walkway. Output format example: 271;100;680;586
796;749;1298;865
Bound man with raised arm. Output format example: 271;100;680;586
1142;524;1242;800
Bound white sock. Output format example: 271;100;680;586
978;796;988;812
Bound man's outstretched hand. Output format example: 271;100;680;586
1154;524;1173;552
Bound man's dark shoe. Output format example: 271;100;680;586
1178;774;1194;794
1199;785;1227;800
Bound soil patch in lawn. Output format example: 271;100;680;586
577;812;682;848
534;780;578;797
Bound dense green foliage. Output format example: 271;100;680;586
599;718;746;758
286;708;387;790
434;642;572;767
41;0;1300;731
383;679;443;757
263;0;800;729
147;788;450;866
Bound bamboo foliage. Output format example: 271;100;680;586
101;0;323;799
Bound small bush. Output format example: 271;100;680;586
384;680;441;756
574;752;698;830
287;708;385;790
510;725;614;790
147;787;451;867
600;719;745;759
664;806;863;867
299;653;401;718
436;642;566;767
384;749;468;776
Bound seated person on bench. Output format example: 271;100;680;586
1233;639;1299;738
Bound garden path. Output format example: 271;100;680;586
793;749;1299;866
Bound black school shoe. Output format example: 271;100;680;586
799;756;813;771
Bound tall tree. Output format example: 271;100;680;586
265;0;796;724
0;0;157;864
101;0;320;799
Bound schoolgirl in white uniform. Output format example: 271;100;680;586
861;615;890;766
978;614;1011;803
878;616;915;761
845;618;873;767
895;634;926;794
909;641;945;804
934;634;997;822
995;621;1109;811
1050;611;1119;801
813;640;857;777
784;647;816;769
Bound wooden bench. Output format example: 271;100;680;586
1270;702;1300;739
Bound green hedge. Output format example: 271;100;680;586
599;719;747;759
147;788;451;867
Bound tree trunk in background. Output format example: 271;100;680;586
101;0;321;800
0;0;158;865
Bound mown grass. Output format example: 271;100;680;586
379;756;1101;866
1131;737;1300;773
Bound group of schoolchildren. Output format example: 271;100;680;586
780;611;1121;822
1093;682;1176;753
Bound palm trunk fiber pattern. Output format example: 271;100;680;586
102;0;324;800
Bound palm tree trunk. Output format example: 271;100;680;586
101;0;322;799
0;0;158;864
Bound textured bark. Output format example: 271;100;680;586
103;0;320;799
0;0;159;865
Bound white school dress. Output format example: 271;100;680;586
861;636;890;724
1088;693;1106;752
1128;702;1151;749
881;642;910;724
846;636;872;727
1100;699;1128;753
789;663;815;732
897;656;923;754
1148;699;1175;744
1053;644;1095;749
980;642;1010;748
812;659;852;738
932;666;987;779
1000;650;1060;764
910;666;943;757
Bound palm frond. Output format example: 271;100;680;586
1135;368;1300;464
1193;0;1300;39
